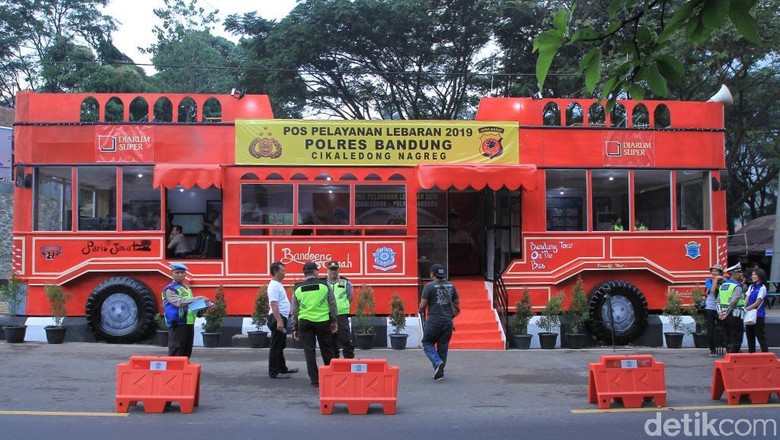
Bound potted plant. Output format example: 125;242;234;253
388;293;408;350
690;288;708;348
537;292;563;349
44;284;72;344
353;285;376;350
201;286;226;347
663;290;686;348
1;272;27;343
154;313;168;347
510;291;533;349
248;286;269;348
564;277;589;349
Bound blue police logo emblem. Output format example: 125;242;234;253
372;246;397;271
684;241;701;260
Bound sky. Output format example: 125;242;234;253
103;0;298;72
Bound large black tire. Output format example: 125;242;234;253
85;277;157;343
586;280;648;345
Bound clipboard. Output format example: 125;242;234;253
188;298;210;311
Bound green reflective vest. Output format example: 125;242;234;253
328;278;350;315
295;281;331;323
161;283;196;325
718;282;745;308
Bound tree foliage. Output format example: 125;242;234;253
0;0;142;105
533;0;760;107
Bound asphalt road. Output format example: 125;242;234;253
1;342;779;439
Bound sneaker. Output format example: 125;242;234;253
709;352;717;357
281;368;299;374
433;363;445;381
270;374;291;379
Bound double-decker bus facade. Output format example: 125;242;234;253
12;91;726;345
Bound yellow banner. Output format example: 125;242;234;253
235;120;519;166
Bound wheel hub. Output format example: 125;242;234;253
600;296;636;335
100;293;139;336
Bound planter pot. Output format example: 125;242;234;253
565;333;585;349
45;326;67;344
692;333;708;349
538;332;558;349
664;332;684;349
512;334;532;349
389;333;408;350
155;329;169;347
355;333;374;350
4;325;27;343
247;331;268;348
202;332;221;348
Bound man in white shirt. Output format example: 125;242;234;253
267;262;299;378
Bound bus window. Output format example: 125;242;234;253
33;166;72;231
546;169;586;231
78;166;116;231
121;166;160;230
676;170;710;230
240;183;293;228
356;184;406;235
592;170;628;231
299;184;350;227
635;170;671;230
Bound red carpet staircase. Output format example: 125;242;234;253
449;278;505;350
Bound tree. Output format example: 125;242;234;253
533;0;761;107
0;0;128;105
231;0;499;120
145;0;240;94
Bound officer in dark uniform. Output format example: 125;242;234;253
161;262;208;357
291;262;338;387
718;263;746;353
325;260;355;359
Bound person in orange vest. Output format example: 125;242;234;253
161;263;208;357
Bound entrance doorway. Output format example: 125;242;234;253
417;188;520;279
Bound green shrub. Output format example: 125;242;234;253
353;285;375;335
44;284;72;327
566;277;589;334
202;286;227;333
511;291;533;335
389;293;406;334
538;292;563;333
251;286;269;331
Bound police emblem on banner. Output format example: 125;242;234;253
684;241;701;260
248;127;282;159
478;126;505;159
372;246;397;271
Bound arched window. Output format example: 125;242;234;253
80;97;99;122
240;172;260;180
588;103;605;125
610;103;627;128
105;97;124;122
632;103;649;128
178;97;197;123
154;97;173;122
566;102;583;126
543;102;561;126
389;173;406;181
654;104;671;128
129;97;149;122
203;97;222;122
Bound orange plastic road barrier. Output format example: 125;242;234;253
319;359;399;415
588;355;667;409
711;353;780;405
115;356;201;413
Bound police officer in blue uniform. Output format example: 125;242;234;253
162;262;208;357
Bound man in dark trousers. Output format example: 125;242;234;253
419;263;460;381
161;262;208;357
291;262;338;387
718;263;746;353
325;260;355;359
267;262;299;379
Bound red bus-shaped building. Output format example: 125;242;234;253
12;91;727;347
